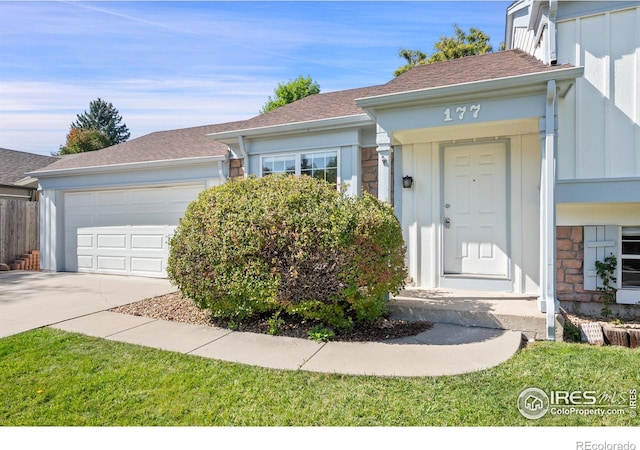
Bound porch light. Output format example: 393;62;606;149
402;175;413;189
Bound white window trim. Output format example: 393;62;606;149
618;226;640;305
259;149;341;185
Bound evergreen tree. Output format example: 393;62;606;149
71;98;130;145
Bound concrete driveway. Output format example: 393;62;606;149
0;271;176;338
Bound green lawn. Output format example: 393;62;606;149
0;328;638;426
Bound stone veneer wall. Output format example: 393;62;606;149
229;159;244;179
556;226;602;303
361;147;378;197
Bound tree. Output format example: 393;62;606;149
394;24;493;76
55;127;111;156
260;75;320;114
71;97;130;145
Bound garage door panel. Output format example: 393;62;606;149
77;234;93;248
131;234;164;250
77;255;94;270
97;255;127;272
97;234;127;249
131;257;163;274
65;192;94;207
130;211;179;224
97;190;127;206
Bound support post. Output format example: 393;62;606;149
376;126;391;203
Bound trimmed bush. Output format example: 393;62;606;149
167;175;407;329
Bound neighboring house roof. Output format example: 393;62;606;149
31;50;578;174
0;147;59;186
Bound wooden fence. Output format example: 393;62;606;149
0;199;39;265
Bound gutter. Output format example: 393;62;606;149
542;78;557;341
28;155;226;178
355;67;583;110
206;114;373;142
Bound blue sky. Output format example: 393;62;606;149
0;1;511;156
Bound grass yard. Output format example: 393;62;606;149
0;327;639;426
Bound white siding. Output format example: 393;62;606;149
557;6;640;180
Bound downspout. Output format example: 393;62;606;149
548;0;558;64
218;160;227;183
543;79;558;340
237;135;249;178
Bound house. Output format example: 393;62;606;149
29;0;640;340
0;147;58;201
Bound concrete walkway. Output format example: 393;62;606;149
0;272;523;377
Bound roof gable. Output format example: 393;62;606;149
380;49;572;95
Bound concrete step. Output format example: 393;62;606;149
389;289;561;341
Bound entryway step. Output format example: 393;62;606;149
389;289;560;341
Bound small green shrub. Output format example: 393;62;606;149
595;253;617;318
167;175;407;330
266;311;285;336
563;321;581;343
307;325;335;343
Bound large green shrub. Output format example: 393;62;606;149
167;175;407;329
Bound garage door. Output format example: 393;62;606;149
64;184;204;277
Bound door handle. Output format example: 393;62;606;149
444;217;451;229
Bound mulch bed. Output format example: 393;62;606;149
110;291;433;342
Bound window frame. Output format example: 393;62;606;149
616;226;640;305
259;149;340;185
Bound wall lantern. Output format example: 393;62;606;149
402;175;414;189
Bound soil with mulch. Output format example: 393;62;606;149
110;292;433;342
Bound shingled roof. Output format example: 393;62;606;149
31;121;245;173
32;50;575;174
210;50;573;135
0;148;59;185
380;49;573;95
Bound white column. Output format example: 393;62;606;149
39;188;58;272
376;126;391;203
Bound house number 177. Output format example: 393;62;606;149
444;104;481;122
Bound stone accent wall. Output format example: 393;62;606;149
229;159;244;179
361;147;378;197
556;226;602;303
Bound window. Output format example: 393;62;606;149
301;151;338;184
261;155;296;176
621;227;640;290
261;150;338;185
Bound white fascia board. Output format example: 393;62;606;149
355;67;584;110
206;114;374;142
13;176;39;187
27;155;226;179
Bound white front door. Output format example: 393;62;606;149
443;142;509;277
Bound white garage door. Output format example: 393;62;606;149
64;184;204;277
